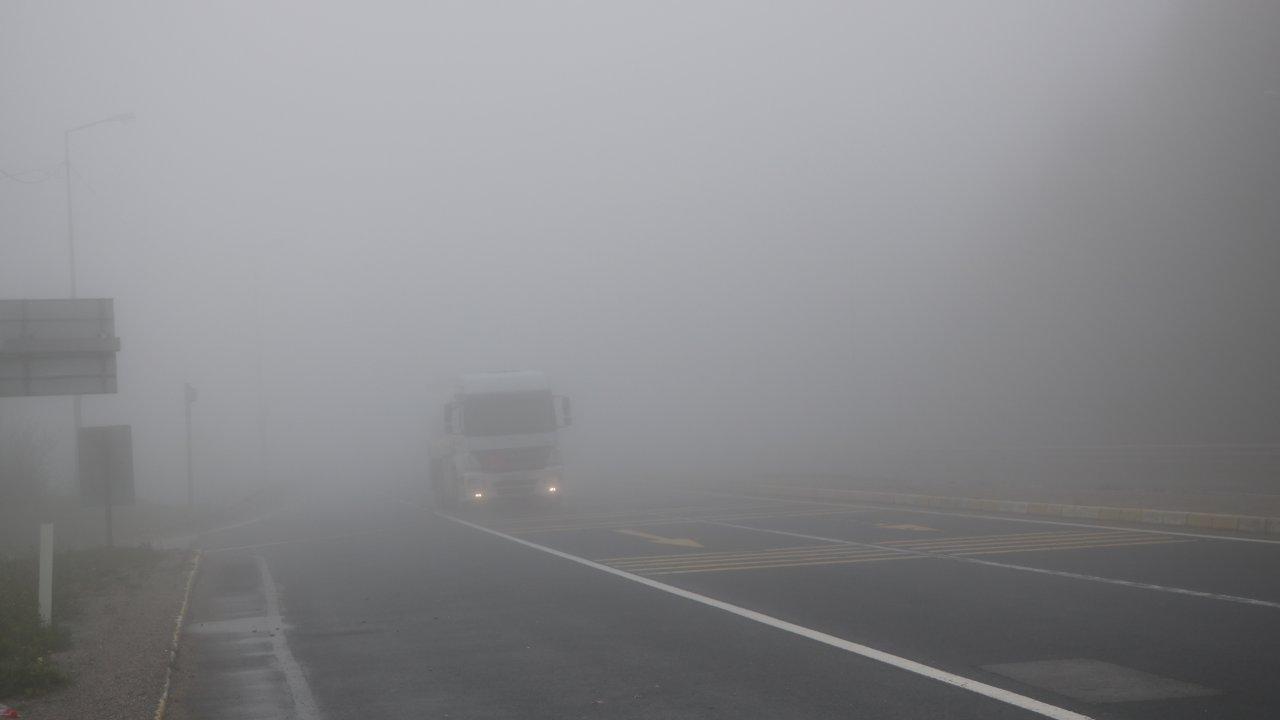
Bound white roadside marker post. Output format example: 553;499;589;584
39;523;54;625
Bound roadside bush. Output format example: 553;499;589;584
0;547;164;700
0;556;68;699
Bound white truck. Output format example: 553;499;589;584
429;371;572;507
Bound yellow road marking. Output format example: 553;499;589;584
615;528;704;548
502;517;699;534
499;506;866;535
600;530;1120;562
600;543;841;563
605;534;1187;575
643;538;1188;575
957;537;1186;557
611;550;901;568
885;531;1143;552
495;502;782;526
609;537;1184;573
604;531;1153;565
702;507;873;522
649;553;926;575
610;547;903;572
879;529;1122;545
492;504;1193;577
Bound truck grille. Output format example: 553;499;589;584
475;446;551;473
493;476;541;495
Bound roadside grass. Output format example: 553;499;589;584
0;546;168;699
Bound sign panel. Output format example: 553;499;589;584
0;298;119;397
79;424;135;506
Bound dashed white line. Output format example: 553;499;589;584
438;511;1094;720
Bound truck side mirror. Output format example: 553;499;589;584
443;402;458;434
559;396;572;427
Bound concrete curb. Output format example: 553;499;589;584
153;550;203;720
753;484;1280;536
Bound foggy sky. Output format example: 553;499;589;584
3;1;1278;503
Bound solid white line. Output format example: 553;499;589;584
697;489;1280;545
703;519;1280;611
256;555;322;720
438;512;1093;720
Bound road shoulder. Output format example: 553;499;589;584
3;550;195;720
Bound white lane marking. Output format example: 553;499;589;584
256;555;322;720
696;489;1280;545
703;519;1280;611
438;512;1093;720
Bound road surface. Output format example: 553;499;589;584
169;482;1280;719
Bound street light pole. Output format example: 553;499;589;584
63;128;84;531
185;383;197;506
64;112;133;298
64;112;133;538
63;130;77;298
255;273;269;495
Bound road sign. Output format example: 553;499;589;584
0;298;120;397
79;424;135;506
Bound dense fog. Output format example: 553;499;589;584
3;2;1277;504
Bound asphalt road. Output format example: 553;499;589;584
170;483;1280;719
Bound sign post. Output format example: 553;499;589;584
2;299;124;622
2;298;123;547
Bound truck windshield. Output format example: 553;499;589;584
463;391;556;436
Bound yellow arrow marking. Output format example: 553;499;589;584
876;523;938;532
615;529;704;548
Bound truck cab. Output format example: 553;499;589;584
430;371;571;507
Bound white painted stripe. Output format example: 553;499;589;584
704;520;1280;611
438;512;1093;720
698;489;1280;545
256;555;322;720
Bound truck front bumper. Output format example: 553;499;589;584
462;467;563;501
